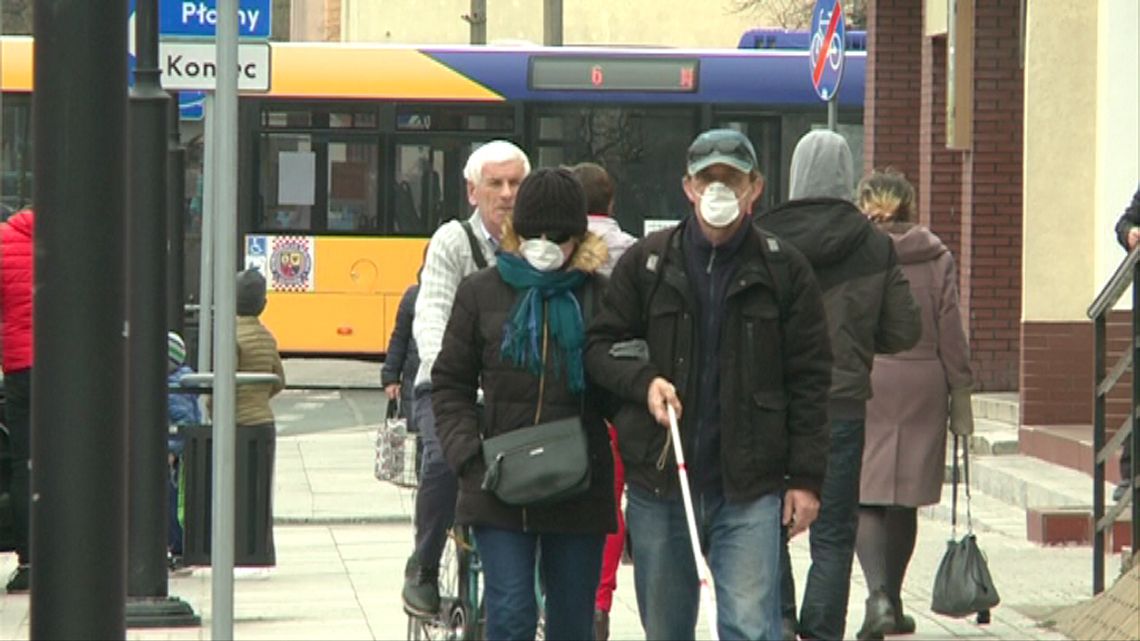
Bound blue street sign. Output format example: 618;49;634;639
129;0;272;40
180;91;206;120
160;0;272;39
809;0;846;102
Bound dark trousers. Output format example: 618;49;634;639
781;418;865;641
168;454;183;556
412;387;457;569
4;369;30;566
473;526;604;641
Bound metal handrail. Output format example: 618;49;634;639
1087;245;1140;319
1090;249;1140;595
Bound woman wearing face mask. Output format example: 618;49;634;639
431;167;616;641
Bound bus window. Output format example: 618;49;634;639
531;106;696;236
258;133;381;233
260;133;315;231
328;140;380;231
393;144;436;235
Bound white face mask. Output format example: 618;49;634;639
699;182;743;228
519;238;567;272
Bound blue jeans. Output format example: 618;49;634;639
412;386;458;568
781;418;865;641
626;485;783;640
473;526;604;641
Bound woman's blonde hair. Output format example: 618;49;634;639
856;169;915;223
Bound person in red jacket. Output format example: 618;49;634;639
1;208;34;593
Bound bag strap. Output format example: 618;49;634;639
535;303;549;425
950;434;974;538
460;219;489;270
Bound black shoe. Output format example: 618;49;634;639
594;609;610;641
856;590;894;640
401;560;440;617
6;565;29;593
888;595;916;635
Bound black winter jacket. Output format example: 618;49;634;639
584;218;832;500
759;198;922;418
432;235;616;535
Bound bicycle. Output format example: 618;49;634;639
407;526;484;641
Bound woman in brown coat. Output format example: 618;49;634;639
854;170;974;639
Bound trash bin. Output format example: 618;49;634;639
180;423;276;567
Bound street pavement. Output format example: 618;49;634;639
0;360;1106;639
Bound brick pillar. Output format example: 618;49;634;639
919;35;963;262
864;0;922;185
960;0;1023;391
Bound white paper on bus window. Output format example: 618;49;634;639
278;151;316;206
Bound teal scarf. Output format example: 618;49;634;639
497;252;588;394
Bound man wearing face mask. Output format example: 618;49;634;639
403;140;531;617
585;129;833;640
758;129;922;641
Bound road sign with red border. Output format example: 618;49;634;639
809;0;846;101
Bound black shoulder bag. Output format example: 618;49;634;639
459;219;489;270
479;301;590;507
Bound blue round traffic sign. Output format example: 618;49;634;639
809;0;846;101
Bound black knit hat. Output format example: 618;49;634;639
237;268;267;316
511;167;588;241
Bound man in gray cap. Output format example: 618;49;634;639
586;129;833;640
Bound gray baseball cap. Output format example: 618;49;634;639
686;129;758;175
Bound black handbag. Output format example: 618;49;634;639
931;435;1001;620
479;308;590;507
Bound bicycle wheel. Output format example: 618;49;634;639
453;527;484;641
407;532;464;641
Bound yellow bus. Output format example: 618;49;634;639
0;36;865;357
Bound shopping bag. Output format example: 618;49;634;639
374;399;417;487
931;436;1000;618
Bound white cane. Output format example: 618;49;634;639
667;404;718;640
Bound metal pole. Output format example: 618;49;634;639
212;1;240;638
1093;314;1106;595
126;0;170;603
198;94;215;375
32;1;128;637
469;0;487;45
168;93;187;338
544;0;563;46
828;98;838;132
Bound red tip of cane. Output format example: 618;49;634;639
678;463;687;471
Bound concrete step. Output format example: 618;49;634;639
972;391;1019;425
971;416;1021;455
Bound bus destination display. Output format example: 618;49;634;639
529;56;699;93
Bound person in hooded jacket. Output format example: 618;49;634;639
853;170;974;640
759;131;922;641
431;167;615;640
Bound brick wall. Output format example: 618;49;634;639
919;35;964;264
959;0;1023;391
863;0;922;185
1021;321;1094;425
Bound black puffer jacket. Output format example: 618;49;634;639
432;232;616;535
584;218;833;500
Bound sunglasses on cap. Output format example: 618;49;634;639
687;137;756;167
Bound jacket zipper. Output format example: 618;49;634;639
706;247;716;274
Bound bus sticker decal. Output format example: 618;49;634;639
269;235;314;292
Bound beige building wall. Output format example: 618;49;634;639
1095;0;1140;302
340;0;773;47
1023;0;1140;321
1022;0;1098;322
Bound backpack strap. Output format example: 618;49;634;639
459;219;489;270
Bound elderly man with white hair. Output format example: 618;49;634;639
402;140;531;617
